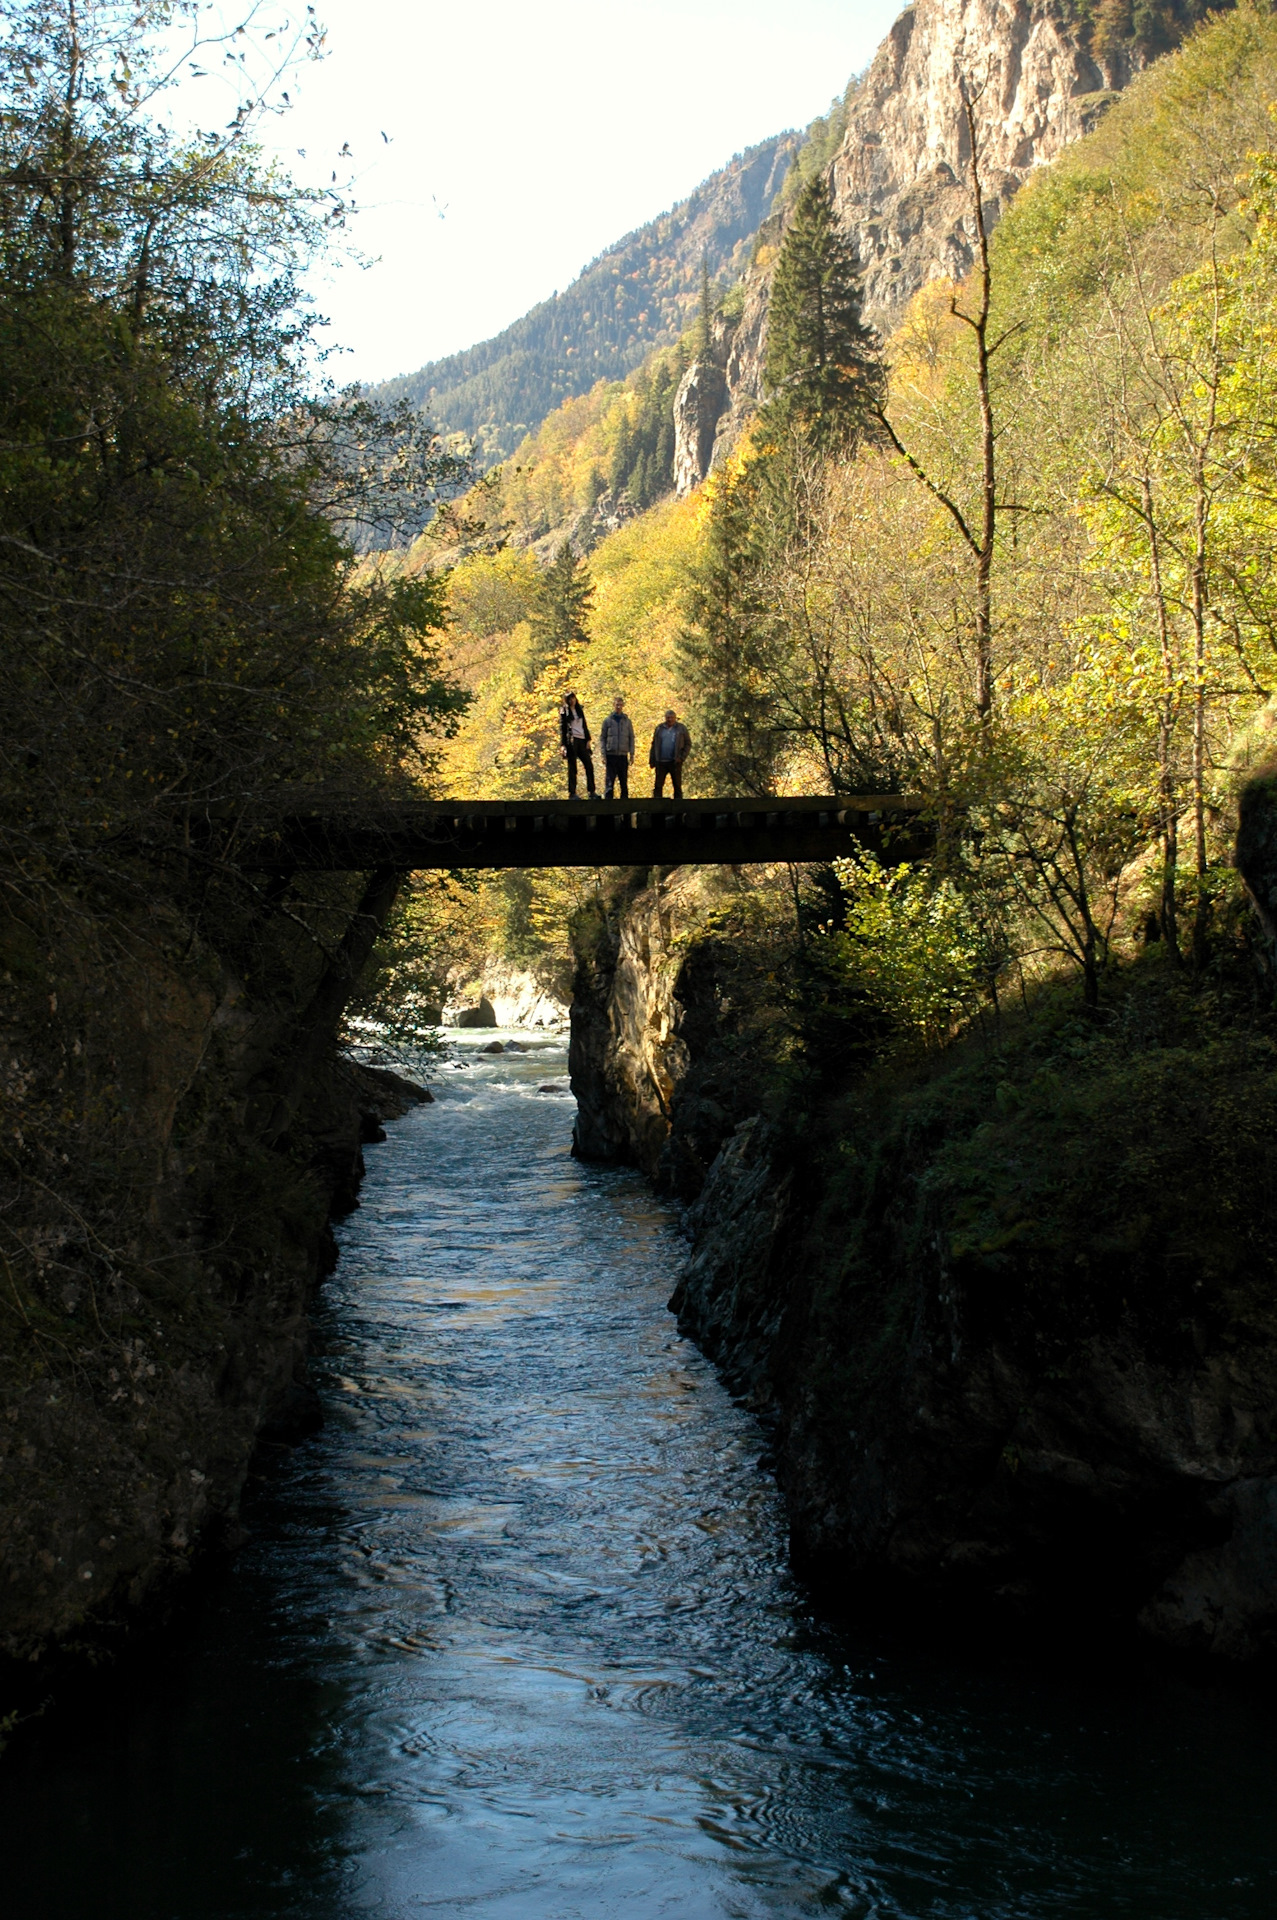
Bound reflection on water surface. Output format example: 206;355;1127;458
4;1034;1277;1918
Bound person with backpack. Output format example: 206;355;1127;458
559;691;595;798
599;696;635;799
649;708;692;799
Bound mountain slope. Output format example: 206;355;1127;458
373;134;797;466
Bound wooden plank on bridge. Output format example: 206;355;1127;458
232;795;931;872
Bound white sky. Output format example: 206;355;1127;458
180;1;903;386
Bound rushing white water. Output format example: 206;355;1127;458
5;1032;1277;1918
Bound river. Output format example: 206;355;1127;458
5;1032;1277;1917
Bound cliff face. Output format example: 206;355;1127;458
570;846;1277;1669
0;886;427;1681
671;1090;1277;1668
569;872;695;1179
675;0;1121;492
568;869;781;1196
830;0;1117;326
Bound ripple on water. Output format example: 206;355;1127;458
2;1031;1277;1919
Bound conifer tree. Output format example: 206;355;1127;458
762;175;881;452
526;543;594;683
678;460;784;794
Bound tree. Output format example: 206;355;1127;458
761;174;882;453
0;2;471;1473
874;90;1007;721
526;543;594;684
678;453;787;794
0;0;469;905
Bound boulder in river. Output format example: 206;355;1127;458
482;1040;504;1054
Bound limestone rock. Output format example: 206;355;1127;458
453;996;497;1029
450;961;570;1030
567;869;772;1193
673;354;728;496
830;0;1118;329
703;0;1127;471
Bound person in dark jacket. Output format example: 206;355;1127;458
599;696;635;799
649;708;692;799
559;691;595;797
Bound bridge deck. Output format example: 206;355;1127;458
236;795;930;872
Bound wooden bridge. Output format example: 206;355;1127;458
236;795;930;872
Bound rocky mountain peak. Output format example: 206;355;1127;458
833;0;1121;322
674;0;1126;493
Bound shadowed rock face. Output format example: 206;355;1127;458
570;824;1277;1670
670;1107;1277;1669
1236;762;1277;957
568;875;689;1176
0;902;428;1681
568;870;775;1196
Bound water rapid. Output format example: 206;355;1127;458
4;1034;1277;1918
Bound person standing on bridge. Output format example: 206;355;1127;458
559;691;596;798
649;709;691;800
600;696;635;800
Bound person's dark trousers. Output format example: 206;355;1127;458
652;763;683;799
605;754;629;799
567;741;595;796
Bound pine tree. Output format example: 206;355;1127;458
677;460;783;794
761;175;881;452
525;543;594;684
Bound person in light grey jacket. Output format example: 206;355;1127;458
600;696;636;799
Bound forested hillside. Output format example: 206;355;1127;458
365;5;1277;1034
371;0;1225;491
371;134;796;467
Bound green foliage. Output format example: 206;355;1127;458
761;176;881;452
817;856;996;1048
446;550;541;644
0;1;469;1457
990;4;1274;333
773;84;856;214
1060;0;1231;63
677;453;786;794
0;0;468;892
453;339;691;546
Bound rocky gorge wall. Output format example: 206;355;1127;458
569;851;1277;1671
0;880;428;1697
569;867;777;1195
